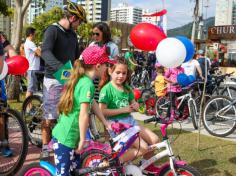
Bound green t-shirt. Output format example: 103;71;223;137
99;82;134;119
52;75;95;148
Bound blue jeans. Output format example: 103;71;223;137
52;138;80;176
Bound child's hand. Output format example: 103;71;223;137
105;121;112;131
75;140;86;154
123;105;133;113
130;102;139;111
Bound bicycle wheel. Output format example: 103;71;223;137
80;149;120;176
159;163;201;176
155;96;169;118
221;86;236;99
194;94;211;113
130;74;139;88
22;95;43;147
19;162;53;176
203;96;236;137
0;109;28;175
189;100;198;130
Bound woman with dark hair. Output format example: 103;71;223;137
89;22;119;102
90;22;119;59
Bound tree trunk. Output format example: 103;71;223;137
6;75;21;101
7;0;31;101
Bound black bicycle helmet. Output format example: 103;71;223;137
64;1;87;23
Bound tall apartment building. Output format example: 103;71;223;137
110;3;142;24
211;0;236;67
77;0;111;23
27;0;64;24
0;0;12;39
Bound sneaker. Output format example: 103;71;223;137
40;149;50;159
2;147;13;157
143;164;161;175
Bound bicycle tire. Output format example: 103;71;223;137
221;86;236;99
155;96;169;118
18;162;53;176
22;95;43;147
159;163;201;176
80;149;121;176
189;100;198;130
202;96;236;137
0;109;28;176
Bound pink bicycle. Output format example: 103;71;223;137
20;113;201;175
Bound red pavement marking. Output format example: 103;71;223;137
17;142;55;175
17;142;40;175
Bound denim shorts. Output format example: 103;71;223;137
27;70;38;93
109;116;139;127
43;77;63;120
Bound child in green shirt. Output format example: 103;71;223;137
99;58;160;175
52;45;115;176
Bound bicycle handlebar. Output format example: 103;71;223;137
144;116;158;124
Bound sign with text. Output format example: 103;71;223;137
208;25;236;40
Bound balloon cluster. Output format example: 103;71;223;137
129;22;195;68
156;36;195;68
177;73;196;87
0;55;29;80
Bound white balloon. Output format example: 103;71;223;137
155;37;186;68
0;61;8;80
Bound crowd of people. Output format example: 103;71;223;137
0;1;215;175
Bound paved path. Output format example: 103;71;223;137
132;112;236;142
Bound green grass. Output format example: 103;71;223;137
7;97;236;176
142;121;236;176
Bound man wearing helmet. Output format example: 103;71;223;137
41;1;87;158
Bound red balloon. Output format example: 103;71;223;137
6;55;29;75
130;23;167;51
133;88;141;101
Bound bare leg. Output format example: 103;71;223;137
139;125;159;159
119;136;148;163
41;119;56;145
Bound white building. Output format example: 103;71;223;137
77;0;111;23
0;0;13;39
213;0;236;67
27;0;64;24
215;0;233;25
110;3;142;24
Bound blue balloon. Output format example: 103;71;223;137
177;73;190;87
188;75;196;84
176;36;195;63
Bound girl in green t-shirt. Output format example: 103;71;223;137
52;45;115;176
99;58;161;175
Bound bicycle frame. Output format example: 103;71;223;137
215;99;236;119
141;109;188;176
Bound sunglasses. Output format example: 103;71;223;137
92;32;100;36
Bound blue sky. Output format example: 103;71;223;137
111;0;216;29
